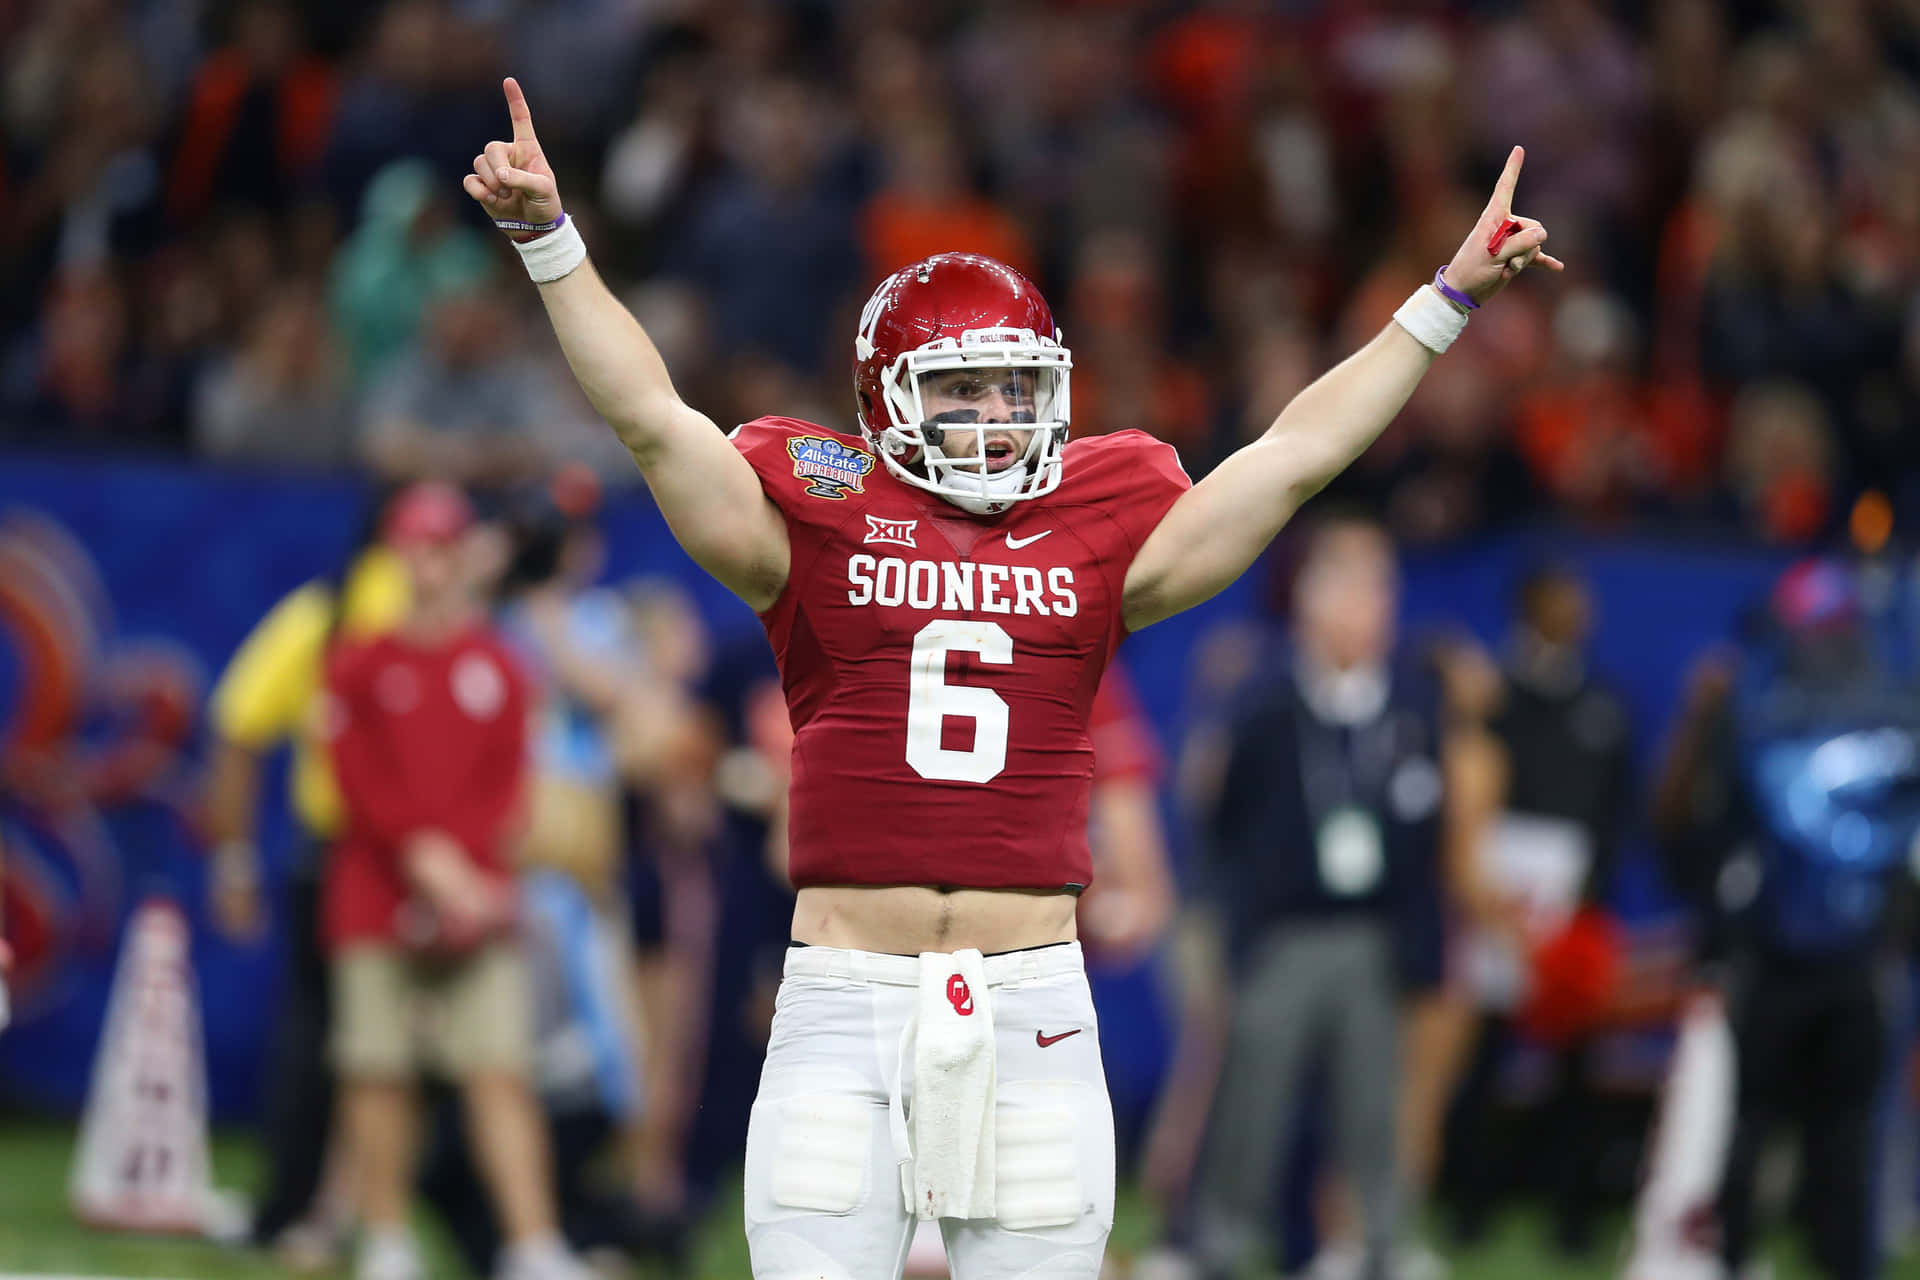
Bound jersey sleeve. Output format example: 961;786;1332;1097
1067;429;1191;558
728;416;877;626
727;417;798;506
727;416;877;520
208;583;330;748
1117;431;1191;554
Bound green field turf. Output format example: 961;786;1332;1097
0;1119;1908;1278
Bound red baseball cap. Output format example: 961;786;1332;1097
382;481;474;548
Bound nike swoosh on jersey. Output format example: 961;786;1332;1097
1035;1028;1083;1048
1005;529;1053;550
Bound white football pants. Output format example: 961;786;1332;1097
744;941;1115;1279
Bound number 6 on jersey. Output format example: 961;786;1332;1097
906;620;1013;783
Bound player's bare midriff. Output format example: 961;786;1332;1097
790;884;1078;956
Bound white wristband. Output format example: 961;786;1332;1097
1392;284;1470;354
513;216;587;284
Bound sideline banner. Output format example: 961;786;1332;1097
0;455;1784;1121
0;458;759;1118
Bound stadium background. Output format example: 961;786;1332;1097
1;0;1917;1275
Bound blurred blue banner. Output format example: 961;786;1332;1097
0;455;1791;1121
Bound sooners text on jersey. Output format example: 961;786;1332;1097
732;417;1189;892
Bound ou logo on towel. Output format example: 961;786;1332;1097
947;974;975;1016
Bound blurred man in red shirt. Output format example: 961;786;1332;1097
323;481;589;1280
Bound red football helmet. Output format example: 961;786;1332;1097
853;253;1072;515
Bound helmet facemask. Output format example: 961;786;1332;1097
864;328;1071;516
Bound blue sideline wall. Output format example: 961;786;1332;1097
0;456;1795;1122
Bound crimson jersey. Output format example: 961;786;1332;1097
731;417;1190;891
322;626;529;948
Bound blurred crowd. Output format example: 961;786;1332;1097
3;0;1920;548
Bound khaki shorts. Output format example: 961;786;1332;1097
330;941;532;1080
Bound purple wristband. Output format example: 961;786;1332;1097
1432;266;1478;311
492;211;567;235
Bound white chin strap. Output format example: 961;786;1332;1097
929;451;1035;515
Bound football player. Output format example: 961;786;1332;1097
465;76;1558;1280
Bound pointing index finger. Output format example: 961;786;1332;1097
504;76;536;143
1489;145;1524;215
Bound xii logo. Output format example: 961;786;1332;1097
863;515;918;549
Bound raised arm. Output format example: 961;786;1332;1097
465;78;788;611
1123;146;1561;632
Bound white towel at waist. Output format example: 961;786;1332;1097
892;948;997;1221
